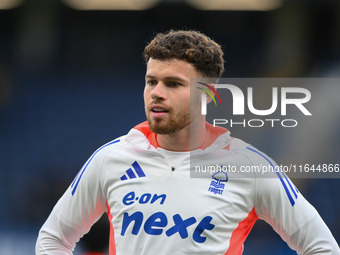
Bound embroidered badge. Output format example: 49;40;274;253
208;171;228;195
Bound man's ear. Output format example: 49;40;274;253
200;82;216;104
196;81;220;107
206;88;215;104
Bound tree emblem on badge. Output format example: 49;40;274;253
208;171;228;195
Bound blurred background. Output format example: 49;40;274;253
0;0;339;254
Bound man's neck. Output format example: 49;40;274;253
156;122;207;151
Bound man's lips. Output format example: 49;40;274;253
150;105;169;118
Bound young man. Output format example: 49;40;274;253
36;30;339;254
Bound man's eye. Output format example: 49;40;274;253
167;81;181;87
147;80;157;86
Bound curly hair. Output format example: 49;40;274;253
144;30;225;80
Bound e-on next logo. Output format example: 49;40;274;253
197;81;312;128
121;191;215;243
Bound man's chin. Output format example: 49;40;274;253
147;119;175;135
149;124;172;135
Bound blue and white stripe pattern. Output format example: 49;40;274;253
71;139;120;196
246;146;299;206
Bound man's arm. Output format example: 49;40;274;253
247;147;340;254
36;146;108;254
255;176;339;254
288;214;339;254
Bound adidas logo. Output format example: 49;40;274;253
120;161;146;181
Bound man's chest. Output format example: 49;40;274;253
104;157;256;245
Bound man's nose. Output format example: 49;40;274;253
151;83;167;100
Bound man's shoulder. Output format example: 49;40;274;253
227;137;277;167
90;135;130;159
227;137;249;151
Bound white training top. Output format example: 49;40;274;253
36;121;340;255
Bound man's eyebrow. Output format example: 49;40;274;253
164;76;186;82
145;74;155;78
145;75;187;82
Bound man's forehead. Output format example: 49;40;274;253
146;58;199;79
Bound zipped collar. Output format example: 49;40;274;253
125;121;232;153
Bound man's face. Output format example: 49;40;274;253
144;58;201;135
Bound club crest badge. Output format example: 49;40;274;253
208;171;228;195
